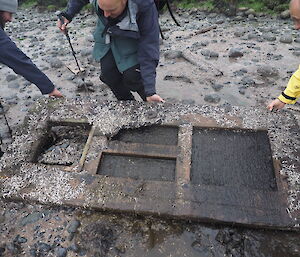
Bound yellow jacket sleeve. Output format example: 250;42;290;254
278;66;300;104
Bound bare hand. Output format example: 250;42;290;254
146;94;165;103
49;88;63;98
57;16;70;33
267;99;286;111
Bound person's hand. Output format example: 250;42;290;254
57;16;70;34
146;94;165;103
49;88;63;98
267;99;286;111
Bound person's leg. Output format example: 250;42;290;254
123;64;146;101
100;50;134;100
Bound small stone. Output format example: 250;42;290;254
48;57;64;69
280;34;293;44
257;65;279;77
280;10;290;19
6;74;17;82
7;81;20;89
263;33;276;42
229;48;243;58
211;84;223;91
55;247;68;257
20;212;43;226
204;94;221;104
164;50;183;60
67;220;81;233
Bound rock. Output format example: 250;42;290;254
215;19;224;24
67;220;81;233
263;33;276;42
239;87;246;95
293;51;300;57
280;34;293;44
48;57;64;68
245;8;255;16
228;48;244;58
6;74;17;82
280;10;290;19
211;84;224;91
204;94;221;104
20;212;43;226
81;48;92;57
248;14;256;20
55;247;68;257
200;49;219;58
181;99;195;105
14;235;27;244
37;242;51;253
164;50;183;60
234;29;246;37
7;81;20;89
257;65;279;77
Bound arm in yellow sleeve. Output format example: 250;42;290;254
278;67;300;104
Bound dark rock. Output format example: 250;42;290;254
211;84;224;91
280;34;293;44
229;48;243;58
257;65;279;77
280;10;290;19
201;49;219;58
68;243;80;253
204;94;221;104
164;50;183;60
37;242;51;252
14;235;27;244
6;74;17;82
20;212;43;226
67;220;81;233
239;87;246;95
234;29;246;37
55;247;68;257
7;81;20;89
181;99;195;105
263;33;276;42
48;57;64;69
164;75;192;83
292;51;300;57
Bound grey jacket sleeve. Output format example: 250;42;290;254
62;0;90;21
0;29;55;95
136;1;160;97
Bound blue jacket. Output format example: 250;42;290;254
0;28;55;94
63;0;159;96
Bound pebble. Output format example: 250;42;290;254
204;94;221;104
228;48;244;58
279;34;293;44
6;74;18;82
257;65;279;77
67;220;81;233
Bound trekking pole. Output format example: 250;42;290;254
0;99;12;138
166;0;180;27
57;13;90;97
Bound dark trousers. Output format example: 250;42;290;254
100;50;146;101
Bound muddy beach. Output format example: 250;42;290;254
0;6;300;257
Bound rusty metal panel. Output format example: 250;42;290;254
191;128;276;191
